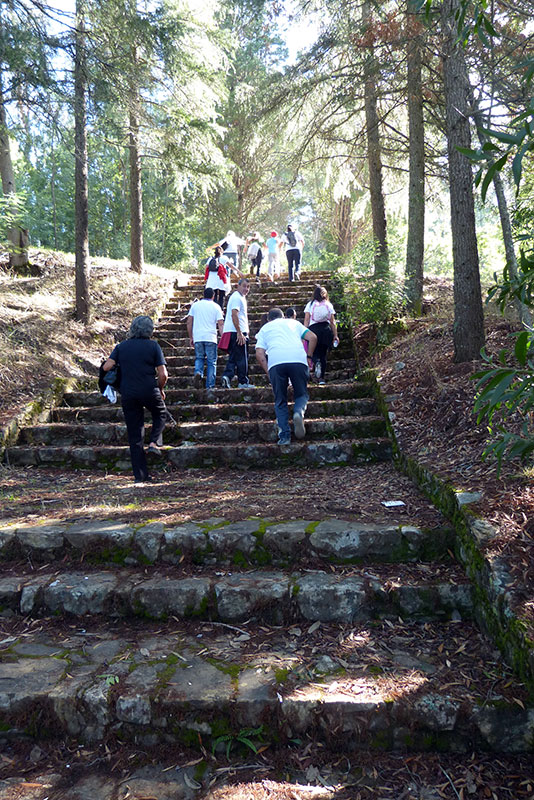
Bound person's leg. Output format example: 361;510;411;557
288;363;309;419
293;249;302;279
235;336;250;385
194;341;205;378
222;332;238;384
269;364;290;443
214;289;224;309
146;388;167;446
122;395;149;481
205;342;218;389
286;251;293;281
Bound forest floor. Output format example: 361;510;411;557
1;257;534;798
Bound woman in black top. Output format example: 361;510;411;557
103;315;168;483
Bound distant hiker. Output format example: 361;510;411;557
246;233;264;278
213;229;245;274
266;230;280;281
102;315;168;484
255;307;317;446
304;285;339;384
205;245;229;308
187;287;224;391
281;224;304;281
221;278;254;389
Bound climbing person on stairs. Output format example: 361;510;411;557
186;287;224;390
304;285;339;384
280;223;304;281
102;315;168;484
221;278;254;389
255;307;317;446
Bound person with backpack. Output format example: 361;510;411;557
204;245;241;308
246;233;264;279
304;285;339;383
281;224;304;281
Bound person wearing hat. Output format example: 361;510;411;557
266;230;280;281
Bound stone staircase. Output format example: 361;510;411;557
0;270;532;795
5;271;392;470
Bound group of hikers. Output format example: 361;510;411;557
101;232;339;484
205;226;305;296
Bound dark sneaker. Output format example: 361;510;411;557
278;437;291;446
147;443;162;456
221;375;231;389
293;411;306;439
193;372;203;389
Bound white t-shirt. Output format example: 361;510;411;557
255;318;309;370
281;230;303;252
188;299;223;343
305;299;335;323
223;290;248;334
222;233;244;253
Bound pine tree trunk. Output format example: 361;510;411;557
336;196;353;257
0;70;29;270
405;15;425;313
129;66;144;274
441;0;484;361
362;1;388;278
74;0;90;323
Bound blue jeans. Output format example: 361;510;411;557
223;332;249;385
268;362;309;441
194;341;218;388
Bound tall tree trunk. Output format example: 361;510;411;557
0;69;29;271
129;60;144;274
405;14;425;313
51;132;58;250
335;195;353;257
441;0;484;361
362;0;388;278
471;98;532;328
74;0;90;323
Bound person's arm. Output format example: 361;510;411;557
102;358;115;372
304;312;310;327
157;364;168;400
217;318;224;336
256;347;269;375
186;315;194;346
302;329;317;364
330;313;339;344
231;307;246;346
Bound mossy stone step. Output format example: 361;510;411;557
0;619;530;751
0;518;455;567
6;437;392;470
54;397;378;423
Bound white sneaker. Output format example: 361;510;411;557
293;411;306;439
314;362;322;380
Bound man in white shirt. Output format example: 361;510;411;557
221;278;253;388
187;288;224;390
280;224;304;281
256;308;317;445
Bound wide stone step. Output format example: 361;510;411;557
6;437;392;469
0;618;530;751
54;397;379;423
62;381;376;407
0;565;473;623
0;518;454;567
18;416;387;447
163;359;356;379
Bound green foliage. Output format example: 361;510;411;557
487;248;534;312
211;725;265;758
472;333;534;471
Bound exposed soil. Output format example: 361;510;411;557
372;277;534;638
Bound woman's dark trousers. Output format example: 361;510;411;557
309;321;333;379
121;389;166;481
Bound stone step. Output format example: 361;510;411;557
0;518;454;567
54;397;378;423
162;345;355;363
0;617;530;751
63;381;376;407
0;565;473;623
18;416;387;447
6;436;393;469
